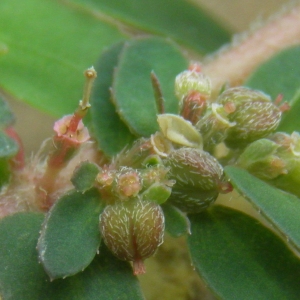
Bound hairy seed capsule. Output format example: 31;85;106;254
175;70;211;101
217;87;281;148
226;101;281;148
100;200;165;275
164;148;230;212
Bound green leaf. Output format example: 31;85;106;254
0;212;46;300
0;0;230;118
0;212;144;300
277;88;300;133
245;46;300;101
37;189;104;280
0;0;125;117
113;37;187;137
0;96;14;128
71;161;99;193
188;205;300;300
0;159;10;188
245;46;300;132
69;0;231;54
0;131;19;187
224;166;300;251
0;131;18;158
90;42;136;156
162;203;190;237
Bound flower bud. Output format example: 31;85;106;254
175;69;211;101
266;132;300;197
100;200;165;275
217;87;281;148
164;148;230;212
237;138;287;180
180;91;207;125
114;138;153;169
112;167;142;200
237;132;300;197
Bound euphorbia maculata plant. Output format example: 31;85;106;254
1;2;300;300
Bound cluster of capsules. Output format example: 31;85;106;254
40;64;295;275
95;63;289;275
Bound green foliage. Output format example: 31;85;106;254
0;131;18;187
0;212;144;300
37;189;104;279
162;203;191;237
225;166;300;251
112;37;187;136
1;1;300;300
245;46;300;132
188;206;300;300
90;42;136;156
69;0;231;53
0;0;229;117
71;162;99;193
0;96;14;129
0;0;124;116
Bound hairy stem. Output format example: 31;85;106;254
203;4;300;94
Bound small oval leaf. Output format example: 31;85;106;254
90;41;136;156
0;131;18;158
162;203;190;237
188;205;300;300
225;166;300;251
37;189;104;280
113;37;187;137
0;96;14;128
71;161;99;193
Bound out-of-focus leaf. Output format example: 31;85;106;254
245;46;300;132
37;189;104;280
71;161;99;192
90;42;136;156
0;212;144;300
0;131;18;158
188;205;300;300
245;46;300;101
0;0;125;117
225;166;300;251
0;0;231;118
0;131;18;187
0;212;47;300
0;96;14;128
277;88;300;133
113;37;187;137
69;0;231;53
162;203;190;237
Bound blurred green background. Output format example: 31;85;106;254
4;0;288;154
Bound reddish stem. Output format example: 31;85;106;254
203;4;300;94
133;258;146;275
